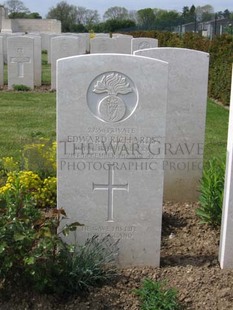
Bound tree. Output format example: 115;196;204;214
84;9;100;29
103;6;128;20
154;9;181;31
4;0;29;16
181;5;196;23
195;5;214;21
47;1;78;32
76;7;99;28
137;8;155;29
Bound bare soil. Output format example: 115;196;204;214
1;202;233;310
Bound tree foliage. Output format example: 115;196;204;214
4;0;29;14
103;6;129;21
47;2;99;32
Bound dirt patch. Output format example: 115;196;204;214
1;202;233;310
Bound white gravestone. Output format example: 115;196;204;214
90;37;117;54
7;36;34;90
0;37;3;86
115;36;132;54
57;54;168;266
26;35;41;87
131;37;158;54
134;48;209;201
219;66;233;269
51;36;81;89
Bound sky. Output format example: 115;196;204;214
21;0;233;18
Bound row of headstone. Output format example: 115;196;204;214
57;49;209;266
1;33;159;90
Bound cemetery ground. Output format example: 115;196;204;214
0;89;232;309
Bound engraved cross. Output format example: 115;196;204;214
10;56;30;78
93;164;129;222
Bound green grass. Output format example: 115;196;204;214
0;92;56;160
204;99;229;163
41;52;51;85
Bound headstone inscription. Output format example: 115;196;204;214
7;36;34;90
134;48;209;201
57;54;168;266
219;66;233;269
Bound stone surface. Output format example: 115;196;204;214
115;36;132;54
7;36;34;90
219;66;233;269
90;37;117;53
26;35;41;86
0;36;3;86
51;35;81;89
134;48;209;201
131;37;158;54
57;54;168;266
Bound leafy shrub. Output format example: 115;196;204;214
134;278;180;310
0;170;57;209
0;176;68;291
0;173;118;295
22;139;56;178
197;158;225;226
12;84;31;91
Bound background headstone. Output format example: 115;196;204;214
7;36;34;90
0;36;3;86
134;48;209;201
26;35;41;87
51;36;81;89
90;37;117;53
219;65;233;269
57;54;168;266
131;37;158;54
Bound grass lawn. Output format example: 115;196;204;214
0;91;56;160
204;99;229;163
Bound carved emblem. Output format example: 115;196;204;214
87;71;138;123
138;41;151;50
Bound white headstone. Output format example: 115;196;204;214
7;36;34;90
115;36;132;54
134;48;209;201
26;35;41;87
57;54;168;266
131;37;158;54
51;36;81;89
0;37;3;86
219;65;233;269
90;37;117;54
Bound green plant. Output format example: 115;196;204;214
56;235;119;294
0;172;85;294
197;157;225;226
0;170;57;209
134;278;180;310
22;139;56;178
13;84;31;91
